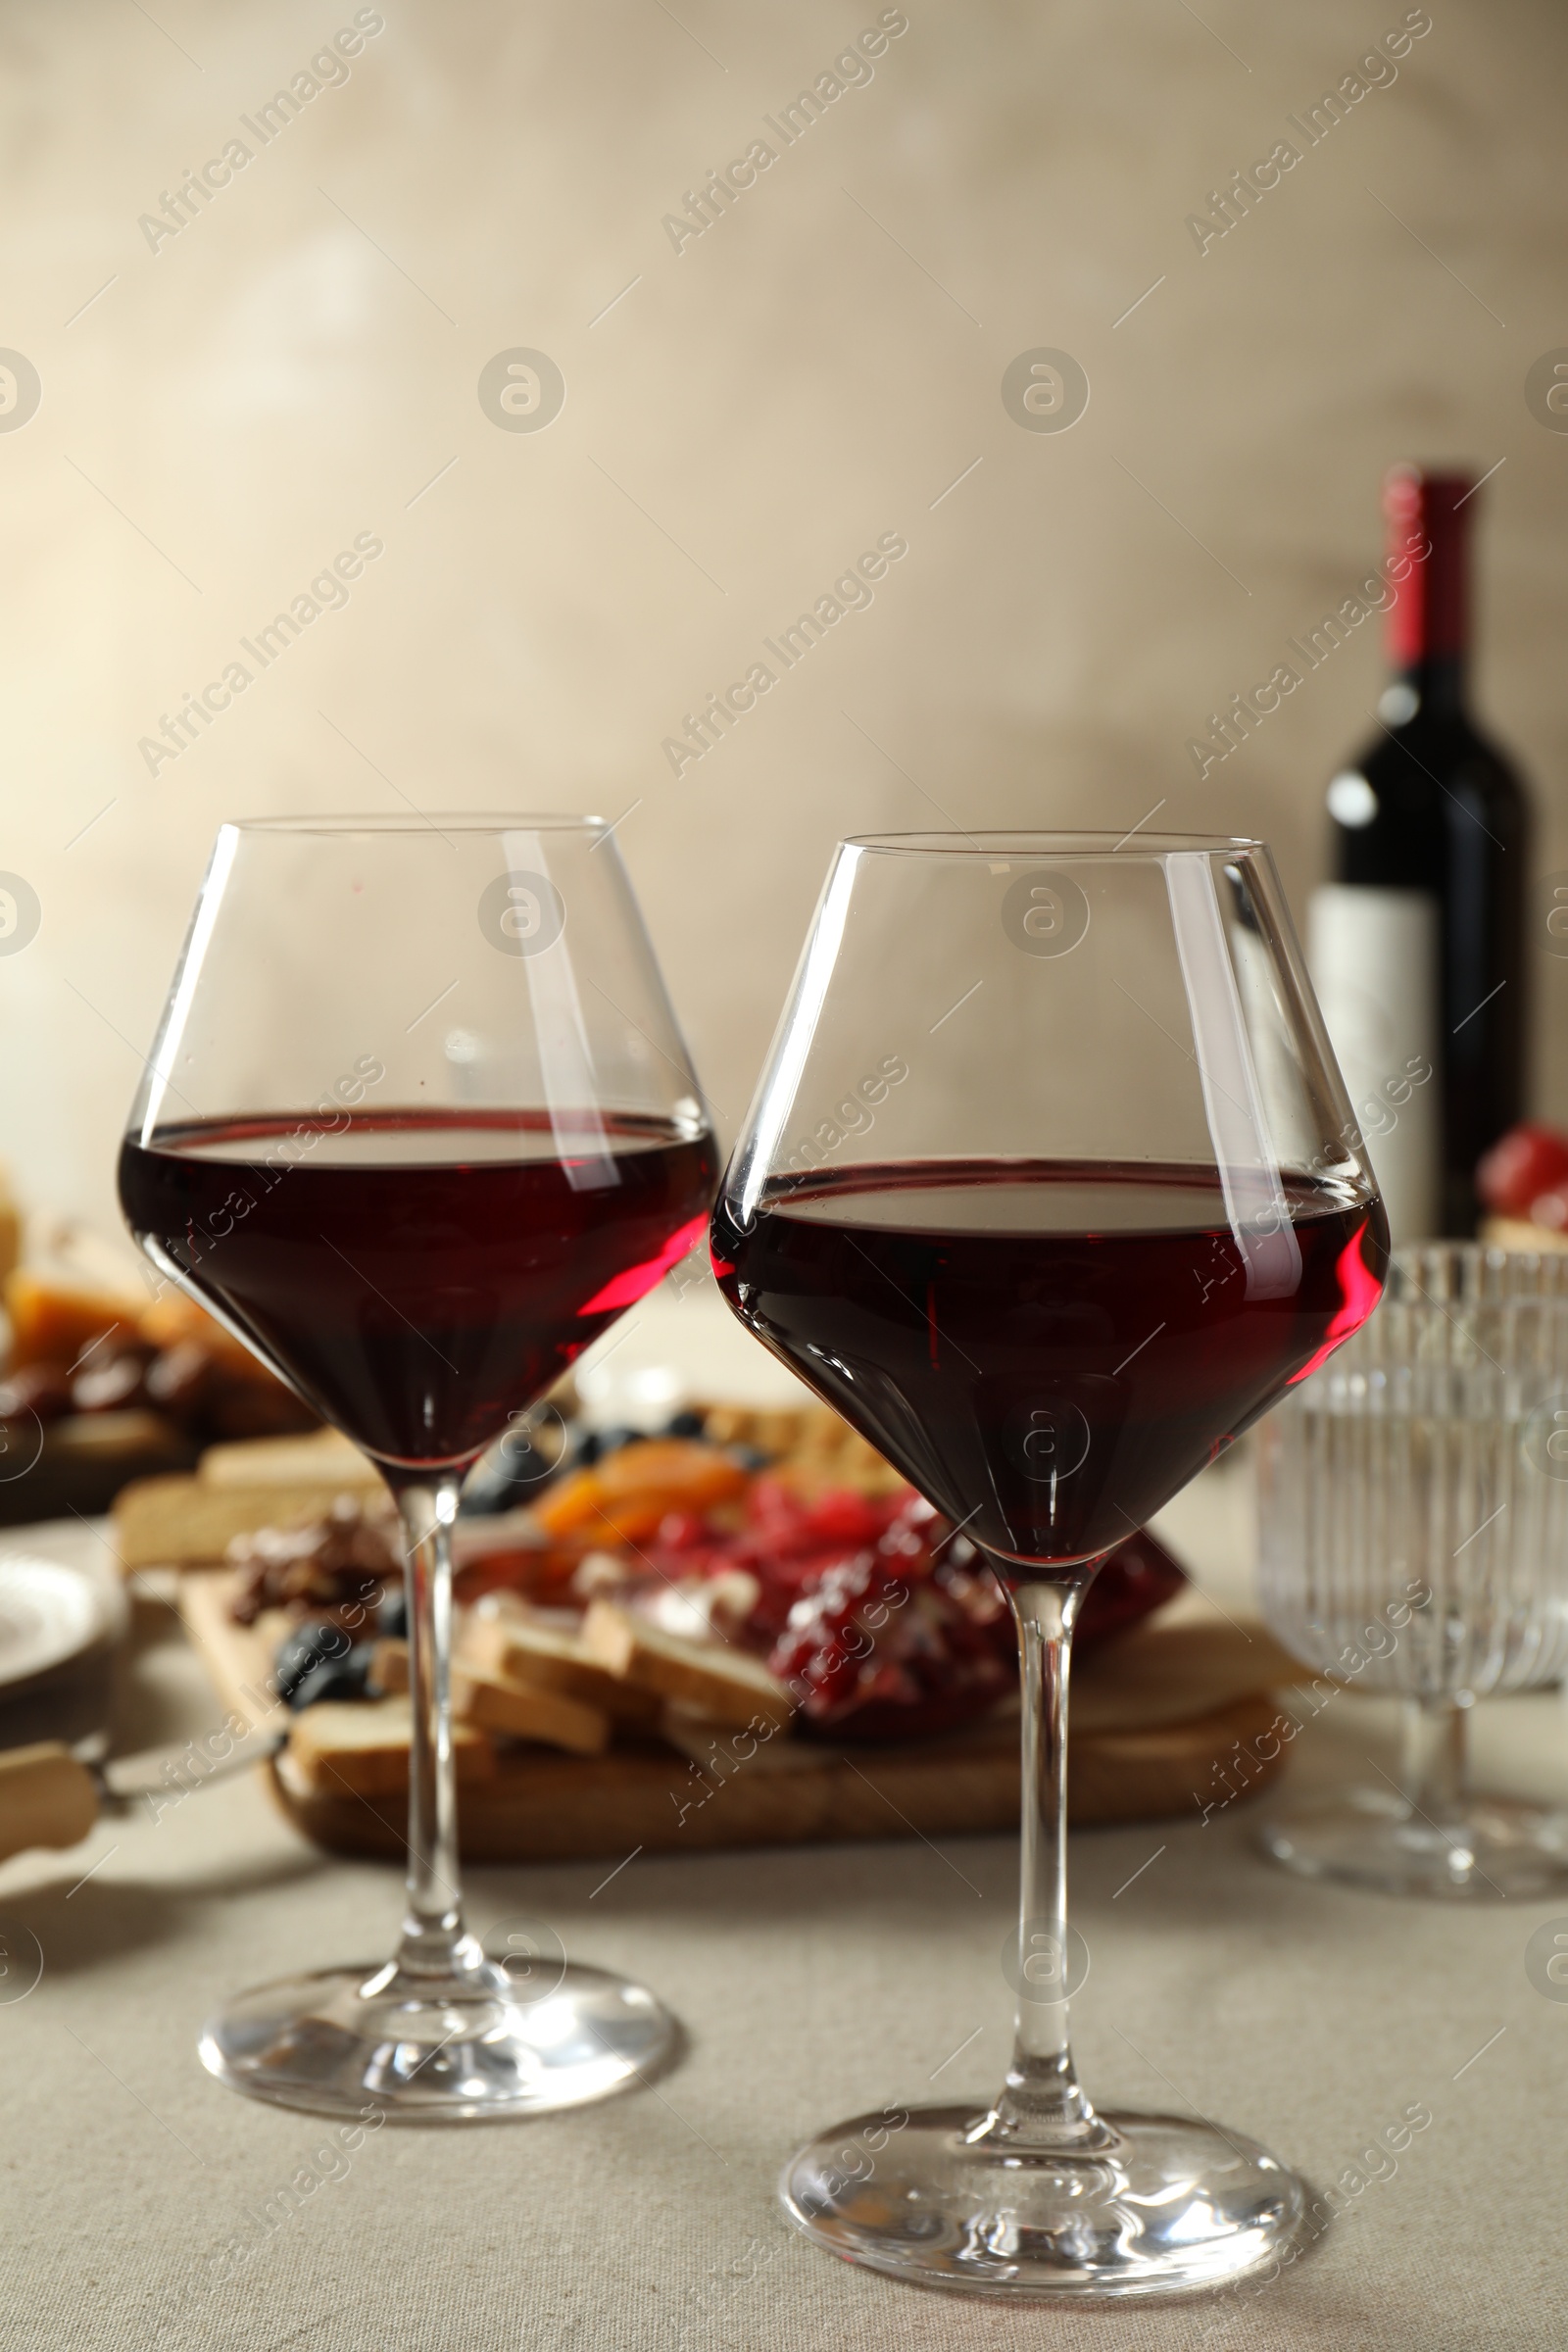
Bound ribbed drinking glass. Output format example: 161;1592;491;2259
1257;1243;1568;1897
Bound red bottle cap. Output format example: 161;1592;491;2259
1384;466;1474;664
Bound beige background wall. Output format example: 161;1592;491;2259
1;0;1564;1245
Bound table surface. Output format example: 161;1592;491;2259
2;1454;1565;2352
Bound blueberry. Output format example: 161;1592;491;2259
465;1454;549;1513
377;1585;409;1641
663;1409;707;1439
460;1460;512;1514
461;1417;584;1513
274;1619;355;1707
290;1645;375;1709
566;1424;641;1471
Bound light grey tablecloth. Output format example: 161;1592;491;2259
2;1467;1565;2351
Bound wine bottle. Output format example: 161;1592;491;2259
1307;466;1529;1240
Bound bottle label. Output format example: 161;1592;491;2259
1307;884;1442;1243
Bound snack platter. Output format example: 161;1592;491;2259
177;1575;1294;1860
123;1400;1306;1864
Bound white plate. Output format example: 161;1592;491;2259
0;1553;117;1690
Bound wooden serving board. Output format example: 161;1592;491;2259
180;1575;1300;1864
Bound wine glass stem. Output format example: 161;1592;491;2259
989;1578;1104;2148
1401;1691;1469;1824
393;1480;470;1980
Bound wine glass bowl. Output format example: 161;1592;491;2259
120;814;715;2119
713;832;1386;2296
711;1158;1374;1575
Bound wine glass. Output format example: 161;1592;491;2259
710;831;1388;2298
119;814;715;2120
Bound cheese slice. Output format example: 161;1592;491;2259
580;1598;794;1732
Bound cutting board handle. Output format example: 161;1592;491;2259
0;1741;99;1862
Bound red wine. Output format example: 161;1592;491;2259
1309;466;1529;1241
120;1110;715;1474
711;1160;1385;1572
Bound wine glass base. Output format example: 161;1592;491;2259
780;2104;1309;2300
199;1960;676;2122
1258;1786;1568;1900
